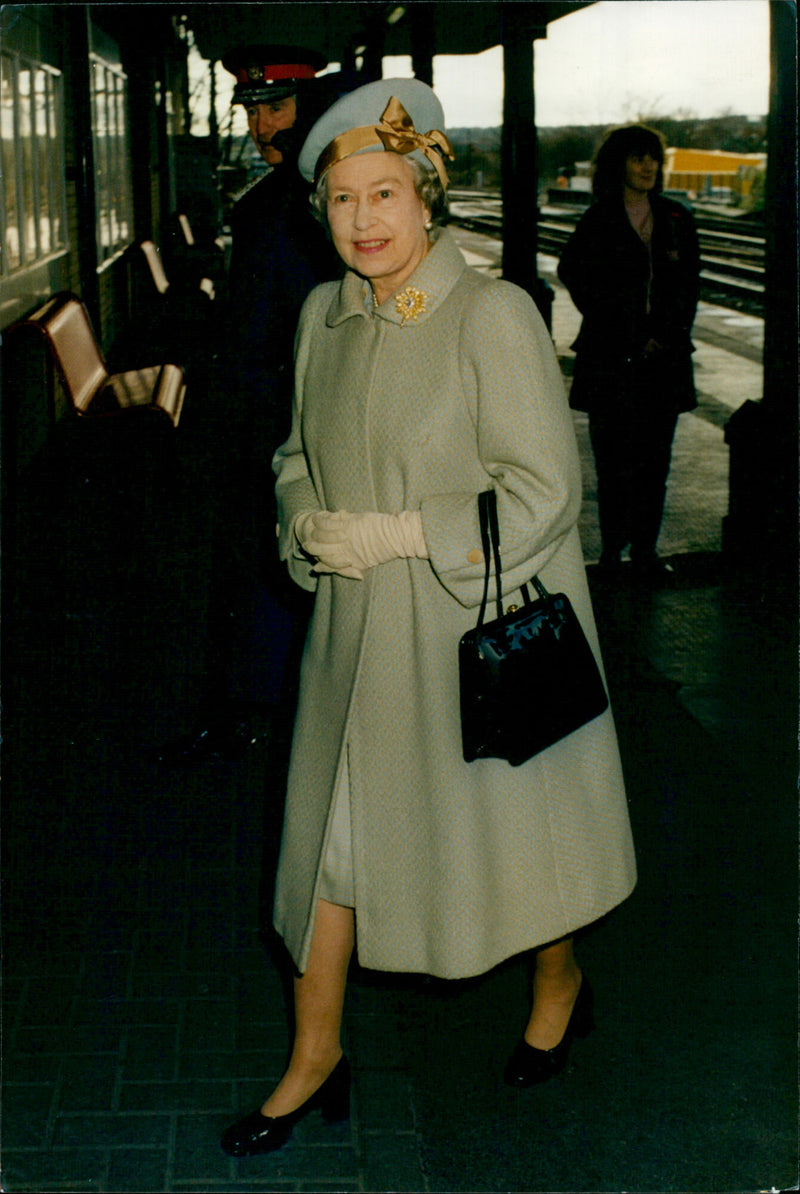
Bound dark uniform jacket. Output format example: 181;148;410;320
226;168;342;448
558;194;700;414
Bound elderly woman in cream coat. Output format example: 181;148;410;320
222;78;636;1158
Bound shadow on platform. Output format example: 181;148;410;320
1;367;797;1192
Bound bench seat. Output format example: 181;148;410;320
89;365;186;424
22;292;186;427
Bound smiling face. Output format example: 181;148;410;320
325;152;432;305
624;152;660;198
245;96;297;165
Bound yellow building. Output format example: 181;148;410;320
663;148;767;201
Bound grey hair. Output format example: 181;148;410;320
310;153;448;227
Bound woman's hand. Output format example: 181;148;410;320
294;510;428;580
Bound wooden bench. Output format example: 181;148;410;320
22;291;186;428
138;239;215;301
176;212;226;257
168;214;227;287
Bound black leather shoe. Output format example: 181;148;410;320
631;552;675;585
594;554;624;588
598;550;623;571
503;978;594;1088
221;1055;350;1157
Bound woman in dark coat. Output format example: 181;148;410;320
558;124;700;577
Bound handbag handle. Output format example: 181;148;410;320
476;489;551;628
485;487;504;620
476;490;495;628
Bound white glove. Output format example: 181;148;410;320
294;510;428;580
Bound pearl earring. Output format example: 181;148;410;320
424;220;433;230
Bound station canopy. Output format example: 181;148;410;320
183;2;592;67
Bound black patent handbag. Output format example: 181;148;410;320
459;489;609;766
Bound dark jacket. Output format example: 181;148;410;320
558;194;700;413
225;168;341;445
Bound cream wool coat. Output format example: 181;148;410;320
273;228;636;980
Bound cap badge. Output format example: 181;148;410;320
394;285;428;326
247;66;263;81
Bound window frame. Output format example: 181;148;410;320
89;50;133;270
0;49;67;279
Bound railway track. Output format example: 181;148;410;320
447;190;765;311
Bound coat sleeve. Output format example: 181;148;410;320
272;293;325;592
556;208;598;314
419;281;583;609
649;202;700;350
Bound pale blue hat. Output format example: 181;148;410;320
298;77;453;187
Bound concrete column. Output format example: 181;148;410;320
500;4;552;328
723;0;797;584
762;0;797;416
208;59;218;152
410;4;435;85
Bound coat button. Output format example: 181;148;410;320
467;549;484;564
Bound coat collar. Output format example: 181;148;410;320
325;227;467;328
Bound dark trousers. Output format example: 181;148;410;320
589;398;679;560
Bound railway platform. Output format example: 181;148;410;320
1;250;796;1193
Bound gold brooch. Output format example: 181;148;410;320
394;286;428;326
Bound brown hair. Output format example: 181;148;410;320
591;124;667;200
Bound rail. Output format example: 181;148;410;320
447;190;765;309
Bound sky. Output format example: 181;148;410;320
200;0;771;137
427;0;771;128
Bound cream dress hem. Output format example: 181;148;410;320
318;748;355;908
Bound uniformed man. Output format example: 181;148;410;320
222;44;347;433
160;47;354;764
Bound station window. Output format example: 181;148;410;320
90;52;133;265
0;51;67;277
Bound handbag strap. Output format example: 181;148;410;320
477;488;552;626
485;488;504;620
476;490;493;628
531;576;549;600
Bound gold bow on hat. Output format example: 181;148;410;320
315;96;454;188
